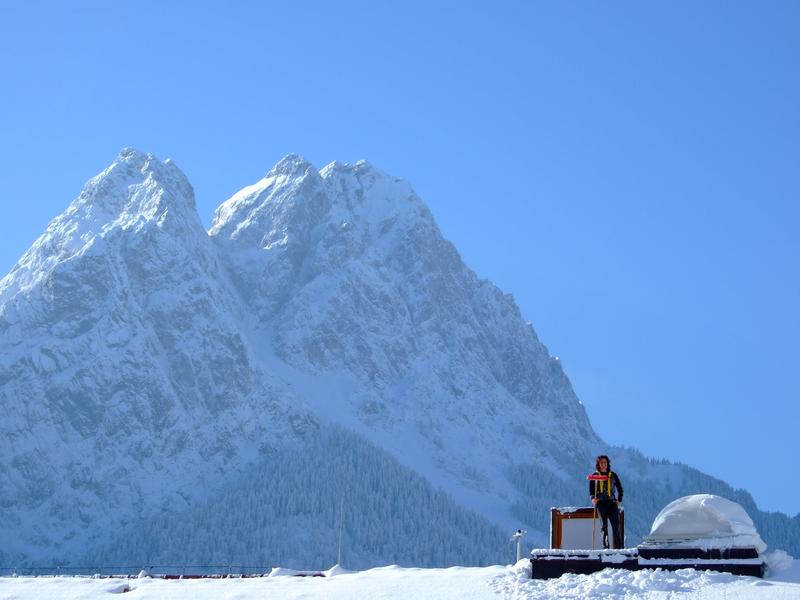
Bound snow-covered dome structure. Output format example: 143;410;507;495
643;494;766;553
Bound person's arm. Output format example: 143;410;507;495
615;473;624;503
589;479;597;505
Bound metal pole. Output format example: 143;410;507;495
511;529;526;562
337;496;345;566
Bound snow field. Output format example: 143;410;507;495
1;558;799;600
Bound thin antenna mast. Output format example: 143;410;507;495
337;496;345;566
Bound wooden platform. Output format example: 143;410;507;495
530;547;765;579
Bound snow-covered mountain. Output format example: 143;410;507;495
0;150;315;563
1;150;797;568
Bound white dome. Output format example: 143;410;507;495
645;494;766;552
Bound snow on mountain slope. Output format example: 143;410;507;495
208;154;599;530
1;149;797;567
0;150;314;564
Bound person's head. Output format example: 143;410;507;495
596;455;611;472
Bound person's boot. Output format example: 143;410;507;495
601;527;609;549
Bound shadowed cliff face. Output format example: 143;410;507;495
0;149;600;564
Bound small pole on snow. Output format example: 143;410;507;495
337;496;345;566
510;529;526;562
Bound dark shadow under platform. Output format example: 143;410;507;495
530;546;765;579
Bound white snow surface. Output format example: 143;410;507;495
1;558;799;600
644;494;767;553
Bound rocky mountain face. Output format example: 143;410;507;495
0;151;316;563
1;150;796;567
207;154;597;501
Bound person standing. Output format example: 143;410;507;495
589;454;624;549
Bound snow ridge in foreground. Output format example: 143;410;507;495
1;558;799;600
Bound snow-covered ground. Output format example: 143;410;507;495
2;557;799;600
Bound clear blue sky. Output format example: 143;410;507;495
1;2;798;515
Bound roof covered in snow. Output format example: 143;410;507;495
643;494;766;553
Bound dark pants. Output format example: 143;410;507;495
596;499;622;548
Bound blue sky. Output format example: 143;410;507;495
1;2;798;515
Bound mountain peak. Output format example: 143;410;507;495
211;156;431;253
100;147;194;205
319;158;382;179
209;154;325;242
319;159;429;230
89;147;194;210
268;153;315;178
116;146;150;164
0;149;199;299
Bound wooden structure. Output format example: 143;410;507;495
550;507;625;550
